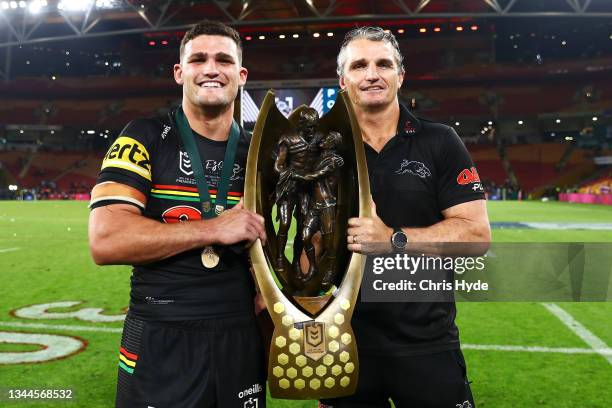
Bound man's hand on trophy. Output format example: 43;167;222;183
254;292;267;315
207;198;267;247
347;197;393;254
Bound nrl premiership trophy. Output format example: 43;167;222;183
244;90;372;399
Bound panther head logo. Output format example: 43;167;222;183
395;160;432;178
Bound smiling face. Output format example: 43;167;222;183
173;34;247;111
339;38;404;112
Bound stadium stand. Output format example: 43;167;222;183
578;173;612;195
0;11;610;203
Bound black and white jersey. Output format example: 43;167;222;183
91;108;255;321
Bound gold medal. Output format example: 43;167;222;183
201;246;220;268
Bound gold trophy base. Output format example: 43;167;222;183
266;297;358;399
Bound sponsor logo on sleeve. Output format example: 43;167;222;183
457;167;483;191
102;136;152;180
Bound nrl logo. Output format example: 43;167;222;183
303;321;326;361
179;151;193;176
395;159;432;179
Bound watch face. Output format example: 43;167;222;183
392;231;407;248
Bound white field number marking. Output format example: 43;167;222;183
0;331;85;364
13;301;125;323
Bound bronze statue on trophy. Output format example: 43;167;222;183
273;107;344;294
292;131;344;289
273;107;321;279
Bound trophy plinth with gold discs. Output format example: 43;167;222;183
244;89;371;399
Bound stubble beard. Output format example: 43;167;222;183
189;87;237;117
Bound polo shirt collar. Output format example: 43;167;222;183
397;103;422;137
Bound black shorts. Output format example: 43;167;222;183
116;314;266;408
319;349;474;408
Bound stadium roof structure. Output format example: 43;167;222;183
0;0;611;50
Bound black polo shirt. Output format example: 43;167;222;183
353;103;485;356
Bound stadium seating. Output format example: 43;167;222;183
465;145;507;185
578;174;612;195
0;150;100;191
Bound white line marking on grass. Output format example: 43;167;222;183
1;321;611;357
0;247;20;254
0;321;121;333
543;303;612;365
462;344;612;355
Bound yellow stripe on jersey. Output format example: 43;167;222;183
150;189;199;197
101;136;152;181
118;353;136;367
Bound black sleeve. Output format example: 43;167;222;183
96;119;156;196
436;126;485;211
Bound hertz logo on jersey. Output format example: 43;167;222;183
102;136;152;181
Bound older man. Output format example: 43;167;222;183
321;26;491;408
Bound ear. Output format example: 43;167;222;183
173;63;183;85
339;75;346;89
398;68;405;88
238;66;248;87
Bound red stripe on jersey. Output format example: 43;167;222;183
152;184;199;192
120;347;138;361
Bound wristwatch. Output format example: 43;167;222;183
391;228;408;251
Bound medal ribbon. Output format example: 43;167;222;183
175;106;241;219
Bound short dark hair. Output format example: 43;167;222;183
179;20;242;64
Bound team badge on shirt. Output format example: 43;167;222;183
395;159;432;179
179;151;194;176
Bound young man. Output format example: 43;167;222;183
321;27;491;407
88;21;267;408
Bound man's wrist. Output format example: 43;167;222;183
391;227;409;251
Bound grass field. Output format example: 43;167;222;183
0;200;611;407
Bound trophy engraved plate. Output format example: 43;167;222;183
244;89;372;399
303;321;326;361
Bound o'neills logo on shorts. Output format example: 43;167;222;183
102;136;152;180
238;383;263;399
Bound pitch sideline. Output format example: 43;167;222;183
542;303;612;365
